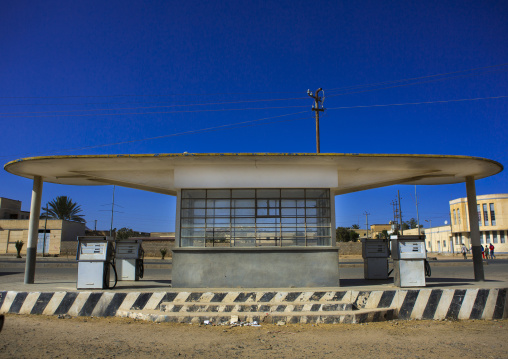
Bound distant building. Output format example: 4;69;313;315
0;197;30;219
406;194;508;254
0;197;85;255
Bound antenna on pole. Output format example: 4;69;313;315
307;88;325;153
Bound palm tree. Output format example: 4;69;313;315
42;196;86;223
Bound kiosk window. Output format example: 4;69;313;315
180;188;331;247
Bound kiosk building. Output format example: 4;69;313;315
4;153;503;287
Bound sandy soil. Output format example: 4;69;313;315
0;314;506;359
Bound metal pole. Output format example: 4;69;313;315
42;203;48;257
364;212;370;239
398;190;403;235
415;186;421;235
465;176;484;281
25;176;43;284
110;185;116;237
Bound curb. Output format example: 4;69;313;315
1;288;506;321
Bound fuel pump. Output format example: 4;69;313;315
391;235;427;287
361;238;389;279
115;239;144;281
76;236;117;289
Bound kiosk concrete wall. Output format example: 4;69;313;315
172;247;340;288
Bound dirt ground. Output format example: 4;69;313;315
0;314;506;358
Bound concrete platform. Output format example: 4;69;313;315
1;255;507;323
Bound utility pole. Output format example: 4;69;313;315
94;220;97;232
391;200;399;232
425;219;432;252
364;211;370;239
43;202;48;257
415;186;421;235
110;185;116;237
307;88;325;153
398;190;403;235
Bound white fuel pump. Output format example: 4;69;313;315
76;236;117;289
115;239;144;281
391;235;427;287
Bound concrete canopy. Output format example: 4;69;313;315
4;153;503;195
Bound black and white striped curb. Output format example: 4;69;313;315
1;288;506;321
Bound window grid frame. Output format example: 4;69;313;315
180;188;331;247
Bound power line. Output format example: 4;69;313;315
0;111;310;158
0;104;309;118
326;95;508;110
325;62;508;93
2;62;506;103
0;96;309;114
326;68;508;98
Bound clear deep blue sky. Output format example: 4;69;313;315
1;1;507;232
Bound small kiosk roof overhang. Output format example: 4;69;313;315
4;153;503;195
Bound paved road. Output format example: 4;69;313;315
1;256;506;292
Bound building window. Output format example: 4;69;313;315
180;188;331;247
501;231;506;244
443;240;446;247
485;231;490;244
457;209;461;225
480;232;484;244
489;203;496;226
453;209;457;225
477;204;481;227
493;231;498;244
483;204;489;226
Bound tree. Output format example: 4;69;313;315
336;227;360;242
402;218;419;230
42;196;85;223
116;227;145;240
351;224;360;229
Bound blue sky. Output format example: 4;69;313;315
1;0;507;233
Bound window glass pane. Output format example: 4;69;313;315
257;189;280;198
181;208;205;217
182;190;206;199
181;229;206;238
207;217;230;225
232;208;255;217
281;199;298;207
207;189;231;198
281;208;297;216
206;208;230;217
281;189;305;198
180;237;204;247
490;203;496;226
232;217;255;224
232;199;255;208
207;199;230;208
181;218;206;227
501;232;505;243
182;199;206;208
483;204;489;226
306;189;328;198
493;232;498;243
232;189;255;198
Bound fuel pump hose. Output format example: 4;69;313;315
424;259;431;277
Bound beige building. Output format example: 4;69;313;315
0;197;30;220
405;194;508;254
0;219;86;255
449;194;508;254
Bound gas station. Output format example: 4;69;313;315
1;152;507;323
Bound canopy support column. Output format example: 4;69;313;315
465;176;484;282
25;175;43;284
